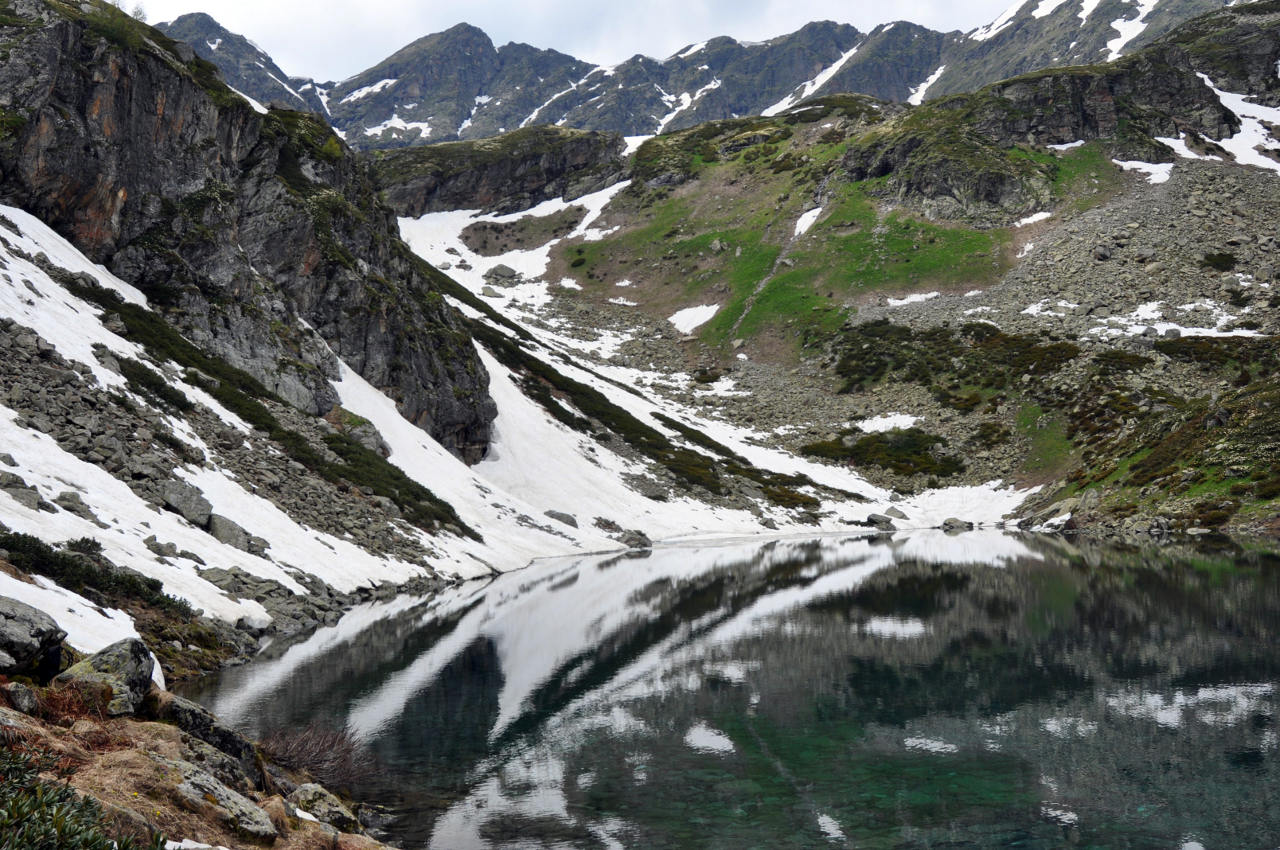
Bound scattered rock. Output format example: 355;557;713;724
619;530;652;549
160;753;277;841
866;513;897;530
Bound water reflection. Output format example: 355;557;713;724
186;532;1280;849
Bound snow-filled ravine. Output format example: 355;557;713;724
185;532;1280;850
0;192;1030;658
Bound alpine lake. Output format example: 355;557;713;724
183;531;1280;849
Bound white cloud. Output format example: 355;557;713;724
146;0;1016;81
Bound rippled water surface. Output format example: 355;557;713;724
186;532;1280;849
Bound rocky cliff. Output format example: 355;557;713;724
0;0;495;460
370;126;627;216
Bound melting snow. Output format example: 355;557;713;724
904;736;959;754
908;65;946;105
675;40;708;60
762;41;864;116
863;616;927;638
623;135;652;155
228;87;268;114
1048;139;1085;150
886;291;939;306
364;114;432;139
970;0;1023;41
655;78;722;134
1014;211;1052;227
794;207;823;236
340;78;396;104
668;304;720;333
1105;0;1161;60
1078;0;1103;23
205;38;222;51
1017;242;1036;258
816;814;846;842
684;721;734;753
1196;73;1280;173
608;297;637;306
1032;0;1071;17
856;413;919;432
1112;159;1173;183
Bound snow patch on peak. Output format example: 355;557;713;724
1032;0;1070;17
970;0;1024;41
675;40;708;60
1078;0;1103;23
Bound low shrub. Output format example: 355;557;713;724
260;723;378;791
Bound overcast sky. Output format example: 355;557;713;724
140;0;1016;82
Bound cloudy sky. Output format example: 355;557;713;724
140;0;1016;81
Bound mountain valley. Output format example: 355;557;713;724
0;0;1277;847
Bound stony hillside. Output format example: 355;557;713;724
375;0;1280;538
162;0;1236;148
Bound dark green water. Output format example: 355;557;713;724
185;532;1280;849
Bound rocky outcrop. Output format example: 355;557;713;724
372;126;627;216
289;783;361;833
0;596;65;676
55;638;154;716
0;1;495;461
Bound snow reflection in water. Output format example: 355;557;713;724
187;532;1280;849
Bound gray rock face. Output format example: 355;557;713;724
288;783;361;833
149;692;263;789
375;126;627;218
0;596;66;676
207;513;251;550
54;638;154;716
0;4;496;463
544;510;578;528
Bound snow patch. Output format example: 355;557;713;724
608;297;637;307
970;0;1024;41
684;721;734;753
886;291;938;306
794;207;823;236
762;41;863;116
1196;74;1280;173
1078;0;1103;23
1032;0;1070;17
1105;0;1160;60
675;40;708;60
623;135;652;155
856;413;919;432
1112;159;1173;183
1048;140;1085;151
227;87;267;114
364;114;432;139
205;38;222;51
1014;211;1052;227
904;736;958;754
907;65;946;105
863;616;927;638
668;304;720;333
340;78;396;104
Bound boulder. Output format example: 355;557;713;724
289;783;361;833
941;517;975;532
159;754;277;841
161;479;213;527
866;513;897;530
3;681;39;714
54;638;153;716
207;514;251;551
0;596;66;676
